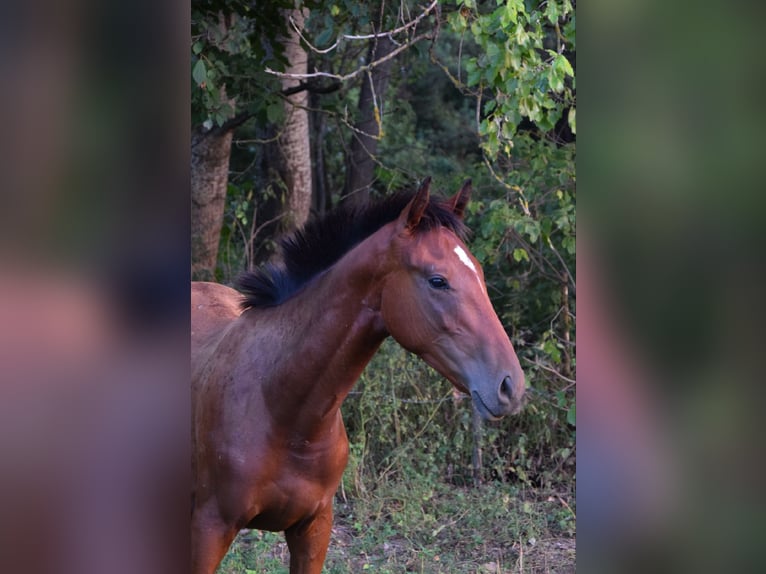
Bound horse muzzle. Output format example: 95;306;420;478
471;374;525;420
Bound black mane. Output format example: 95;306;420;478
236;191;469;309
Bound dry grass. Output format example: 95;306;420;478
218;483;575;573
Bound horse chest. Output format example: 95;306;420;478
247;476;326;531
245;443;346;532
285;438;347;482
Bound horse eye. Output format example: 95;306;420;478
428;276;450;290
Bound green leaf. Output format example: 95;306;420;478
524;220;540;243
192;59;207;86
537;114;554;132
501;1;518;27
315;27;333;47
566;404;576;426
548;66;564;93
509;48;521;69
568;106;576;134
266;102;283;123
192;41;203;55
542;339;561;363
486;41;500;64
501;120;515;140
546;0;560;24
448;11;468;32
513;248;529;262
465;59;481;87
515;23;529;46
554;53;574;77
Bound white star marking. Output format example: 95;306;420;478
453;246;485;292
453;245;477;273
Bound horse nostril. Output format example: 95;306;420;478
500;376;513;402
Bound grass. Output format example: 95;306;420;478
217;480;575;573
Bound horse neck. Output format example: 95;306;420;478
251;225;394;439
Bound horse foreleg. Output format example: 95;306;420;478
191;506;238;574
284;503;334;574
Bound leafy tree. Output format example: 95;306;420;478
191;0;312;278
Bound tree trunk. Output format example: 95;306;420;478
191;127;233;281
278;7;312;230
343;36;396;203
311;92;330;214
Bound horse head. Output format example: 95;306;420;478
379;178;525;420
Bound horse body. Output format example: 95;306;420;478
191;179;525;573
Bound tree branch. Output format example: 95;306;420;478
195;111;253;138
482;155;532;216
287;0;438;56
281;80;342;97
522;357;577;387
341;0;437;40
546;235;576;293
265;31;433;84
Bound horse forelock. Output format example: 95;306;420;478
236;190;469;310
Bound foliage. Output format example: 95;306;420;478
444;0;576;159
343;320;573;494
216;177;285;277
191;0;302;128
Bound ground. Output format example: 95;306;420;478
217;483;575;573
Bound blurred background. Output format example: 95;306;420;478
579;0;766;572
0;0;190;572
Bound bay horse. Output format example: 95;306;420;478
191;178;525;573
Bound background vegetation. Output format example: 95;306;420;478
192;0;575;570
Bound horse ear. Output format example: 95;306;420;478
399;176;431;231
448;179;472;219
